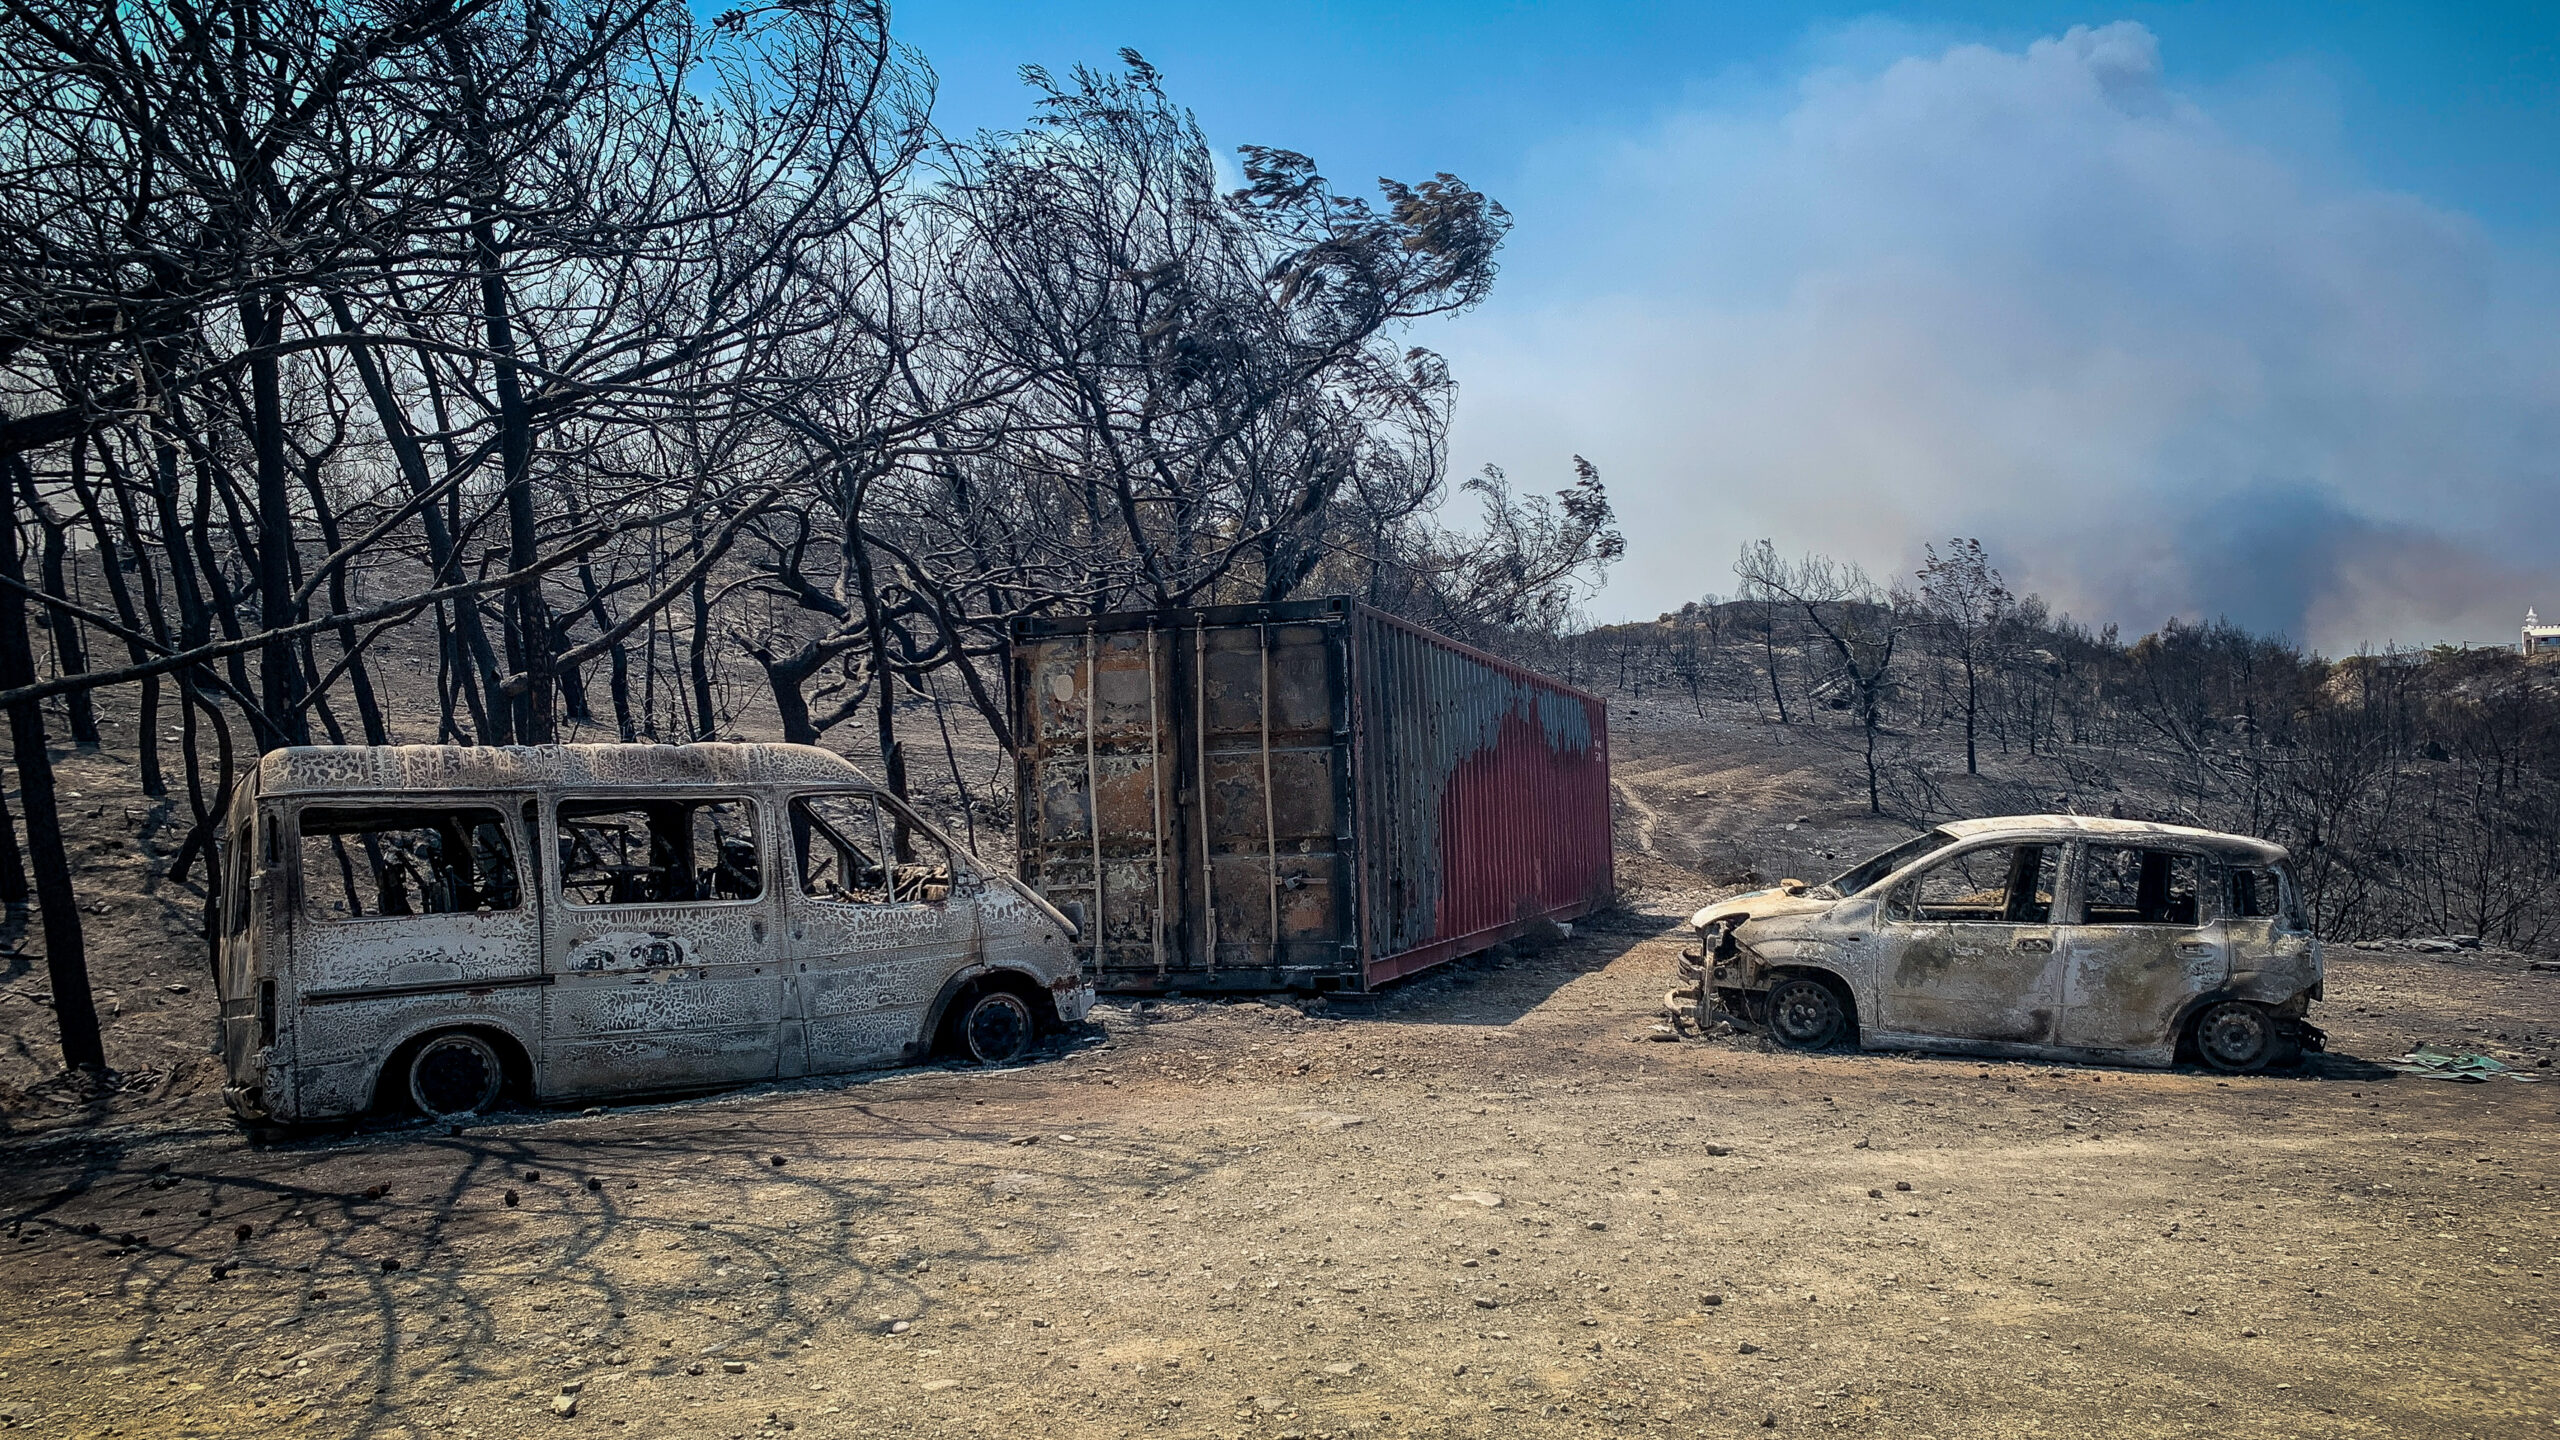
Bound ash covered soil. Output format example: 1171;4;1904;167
2;704;2558;1439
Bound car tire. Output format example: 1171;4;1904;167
1765;976;1848;1050
2192;1001;2278;1073
959;990;1037;1065
407;1032;506;1118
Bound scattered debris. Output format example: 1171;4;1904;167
2353;935;2483;953
2387;1046;2542;1082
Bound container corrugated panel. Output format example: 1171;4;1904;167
1010;598;1610;993
1348;607;1614;983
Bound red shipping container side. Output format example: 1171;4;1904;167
1010;598;1612;994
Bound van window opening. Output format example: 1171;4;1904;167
557;797;761;906
792;793;954;905
224;819;254;936
300;806;521;919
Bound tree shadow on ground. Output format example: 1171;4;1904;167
0;1052;1199;1438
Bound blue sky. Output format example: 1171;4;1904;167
899;4;2560;652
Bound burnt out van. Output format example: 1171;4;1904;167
214;744;1091;1124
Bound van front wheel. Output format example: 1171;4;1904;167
960;991;1036;1065
409;1032;506;1118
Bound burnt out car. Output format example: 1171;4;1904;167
1677;816;2322;1072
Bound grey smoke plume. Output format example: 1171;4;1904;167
1441;21;2559;651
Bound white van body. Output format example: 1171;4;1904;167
215;743;1092;1123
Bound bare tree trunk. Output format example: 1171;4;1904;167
242;289;308;748
444;33;552;744
750;641;828;746
851;531;908;803
566;532;637;739
1962;655;1979;775
325;296;512;733
687;530;716;739
1761;608;1790;724
1864;703;1883;815
0;765;28;908
0;454;102;1071
69;435;164;794
20;466;100;745
297;460;388;744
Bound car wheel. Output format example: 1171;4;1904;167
408;1032;505;1118
2192;1001;2277;1073
1765;977;1848;1050
960;991;1037;1065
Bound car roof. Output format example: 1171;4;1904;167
253;742;869;797
1935;813;2287;863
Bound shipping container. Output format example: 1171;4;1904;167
1010;598;1613;994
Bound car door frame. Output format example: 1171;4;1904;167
2054;840;2227;1061
1869;838;2066;1051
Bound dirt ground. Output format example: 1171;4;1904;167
4;701;2559;1439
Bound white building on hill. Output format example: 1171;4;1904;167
2526;610;2560;656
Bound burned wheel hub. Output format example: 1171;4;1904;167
962;992;1036;1065
409;1033;503;1118
2194;1001;2276;1073
1765;977;1847;1050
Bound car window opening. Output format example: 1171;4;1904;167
301;806;520;919
1896;844;2056;923
557;797;761;906
2225;866;2282;920
2081;846;2200;925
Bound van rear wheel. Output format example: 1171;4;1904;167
409;1032;505;1118
959;991;1036;1065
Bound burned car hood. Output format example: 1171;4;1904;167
1690;888;1837;930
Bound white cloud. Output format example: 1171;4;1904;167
1441;21;2560;651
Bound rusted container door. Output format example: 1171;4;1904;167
1197;619;1349;981
1013;608;1353;993
1013;600;1610;994
1350;608;1613;985
1017;625;1174;988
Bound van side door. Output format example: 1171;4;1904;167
542;793;783;1098
2056;844;2224;1058
285;798;545;1114
780;790;981;1075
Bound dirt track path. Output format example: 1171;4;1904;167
3;918;2557;1440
